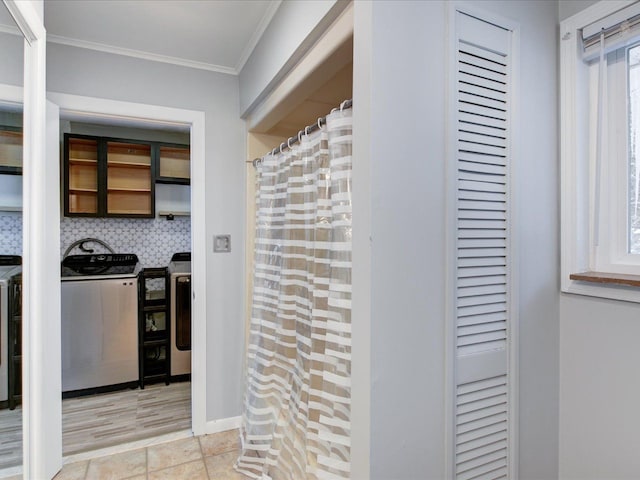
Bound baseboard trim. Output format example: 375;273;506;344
204;415;242;435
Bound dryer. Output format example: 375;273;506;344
168;252;191;378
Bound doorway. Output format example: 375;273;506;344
48;92;208;463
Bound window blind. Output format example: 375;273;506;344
582;1;640;62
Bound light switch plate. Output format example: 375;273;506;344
214;234;231;252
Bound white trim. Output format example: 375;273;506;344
0;83;22;104
62;429;193;465
0;22;20;37
46;34;237;75
1;0;282;76
3;0;44;44
235;0;283;74
561;0;640;302
204;416;242;435
2;1;58;477
350;1;371;478
444;5;457;477
46;91;209;441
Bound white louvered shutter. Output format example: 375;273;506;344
453;11;515;480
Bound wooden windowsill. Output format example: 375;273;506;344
570;271;640;288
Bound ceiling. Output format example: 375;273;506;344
1;0;280;75
0;1;353;138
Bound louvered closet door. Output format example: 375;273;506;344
454;11;514;480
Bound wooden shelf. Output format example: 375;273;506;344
570;271;640;288
69;158;97;165
107;187;151;193
108;161;151;169
69;188;98;193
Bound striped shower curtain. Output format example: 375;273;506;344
236;108;352;480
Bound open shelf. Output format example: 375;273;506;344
68;158;97;165
107;188;151;193
107;161;151;169
0;128;23;173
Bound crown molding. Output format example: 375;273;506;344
47;33;238;75
235;0;282;74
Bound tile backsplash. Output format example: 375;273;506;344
1;213;191;267
60;216;191;268
0;212;22;255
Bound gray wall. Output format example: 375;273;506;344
0;31;23;87
557;0;640;478
559;0;599;21
352;1;560;478
46;43;246;422
238;0;339;115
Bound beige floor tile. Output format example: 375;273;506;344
204;451;245;480
122;476;147;480
148;459;208;480
147;437;201;472
85;448;146;480
54;460;89;480
198;429;241;457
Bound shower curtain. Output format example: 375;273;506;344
236;107;352;480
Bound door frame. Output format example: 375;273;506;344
1;1;58;478
46;91;208;442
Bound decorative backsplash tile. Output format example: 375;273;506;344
60;216;191;268
1;213;191;267
0;212;22;255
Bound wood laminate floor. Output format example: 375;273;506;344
0;381;191;471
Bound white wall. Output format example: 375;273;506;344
352;1;559;478
46;43;246;423
558;1;640;477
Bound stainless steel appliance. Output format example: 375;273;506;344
0;255;21;404
61;253;141;394
168;252;190;377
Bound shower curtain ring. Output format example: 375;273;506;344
287;137;293;149
305;125;310;137
279;142;285;154
317;117;322;129
340;100;347;112
298;130;303;143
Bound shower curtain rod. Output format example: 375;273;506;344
252;98;352;168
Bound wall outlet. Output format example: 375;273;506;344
214;234;231;253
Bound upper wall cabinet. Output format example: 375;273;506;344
107;141;153;216
0;127;23;175
157;144;190;185
64;134;190;218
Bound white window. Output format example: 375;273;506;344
561;0;640;302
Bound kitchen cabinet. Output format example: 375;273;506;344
0;126;22;175
64;134;154;217
138;268;170;388
64;134;189;217
157;144;190;185
107;141;152;215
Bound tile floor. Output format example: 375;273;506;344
3;429;246;480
